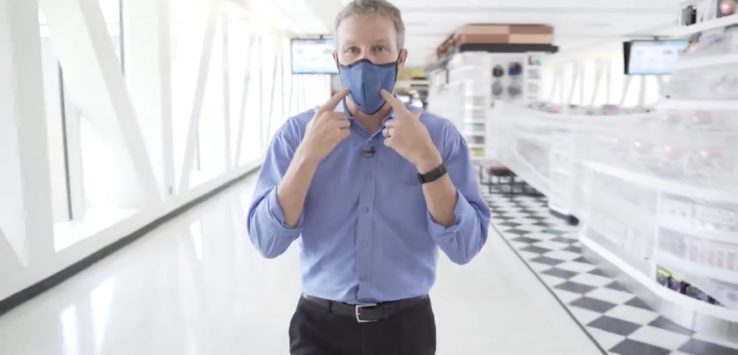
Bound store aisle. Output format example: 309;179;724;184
484;190;738;355
0;174;599;355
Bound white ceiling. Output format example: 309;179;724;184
265;0;685;67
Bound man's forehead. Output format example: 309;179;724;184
340;38;392;45
337;15;396;32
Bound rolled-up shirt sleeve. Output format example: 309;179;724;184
247;119;303;259
427;122;491;265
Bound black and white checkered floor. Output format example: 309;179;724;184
482;191;738;355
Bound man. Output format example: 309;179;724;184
247;0;490;354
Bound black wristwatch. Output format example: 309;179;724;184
417;164;447;184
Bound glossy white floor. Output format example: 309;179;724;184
0;174;600;355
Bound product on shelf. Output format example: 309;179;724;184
525;101;652;115
527;69;541;80
659;228;738;272
508;62;523;76
507;84;523;97
681;26;738;58
718;0;737;17
667;64;738;100
656;110;738;131
492;81;504;97
656;266;724;306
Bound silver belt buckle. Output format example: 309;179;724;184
355;303;378;323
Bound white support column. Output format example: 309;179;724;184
567;63;580;105
301;75;308;111
590;59;605;106
124;0;174;198
639;75;648;106
221;12;232;171
579;61;585;105
558;66;565;104
619;75;633;106
39;0;161;206
258;35;265;151
61;85;87;219
548;68;559;103
286;73;295;116
605;58;613;104
657;75;666;99
281;39;290;117
265;42;282;139
178;4;217;192
0;0;54;270
233;33;256;167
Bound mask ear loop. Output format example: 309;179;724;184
389;49;406;93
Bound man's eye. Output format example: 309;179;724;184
346;47;359;54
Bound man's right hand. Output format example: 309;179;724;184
298;89;350;163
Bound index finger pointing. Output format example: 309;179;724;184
319;88;349;113
380;89;404;111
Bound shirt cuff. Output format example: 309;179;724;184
426;190;472;239
266;188;303;232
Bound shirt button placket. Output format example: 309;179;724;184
356;154;375;297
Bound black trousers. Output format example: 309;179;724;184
289;296;436;355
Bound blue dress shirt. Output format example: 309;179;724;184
247;102;490;304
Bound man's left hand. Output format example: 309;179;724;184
380;90;443;174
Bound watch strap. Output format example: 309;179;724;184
417;164;447;184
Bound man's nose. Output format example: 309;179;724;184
357;47;373;62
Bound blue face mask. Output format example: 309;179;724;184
338;58;399;114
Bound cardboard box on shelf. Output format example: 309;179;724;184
435;24;555;57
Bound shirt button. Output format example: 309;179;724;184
359;275;367;282
365;172;372;179
362;207;370;213
361;241;369;248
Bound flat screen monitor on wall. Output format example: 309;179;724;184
291;38;338;74
623;40;689;75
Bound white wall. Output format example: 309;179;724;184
0;0;331;301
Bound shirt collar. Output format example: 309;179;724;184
336;99;397;125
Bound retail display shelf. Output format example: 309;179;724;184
656;251;738;285
463;104;489;110
464;132;486;137
677;54;738;70
585;162;738;204
580;233;738;322
515;131;551;145
500;152;551;196
658;99;738;111
669;15;738;37
464;118;487;123
595;193;654;225
550;167;573;177
659;219;737;244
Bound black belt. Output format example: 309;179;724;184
301;294;429;323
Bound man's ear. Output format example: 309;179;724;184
333;51;339;66
397;49;408;64
397;49;408;71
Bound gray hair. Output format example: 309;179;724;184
334;0;405;51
